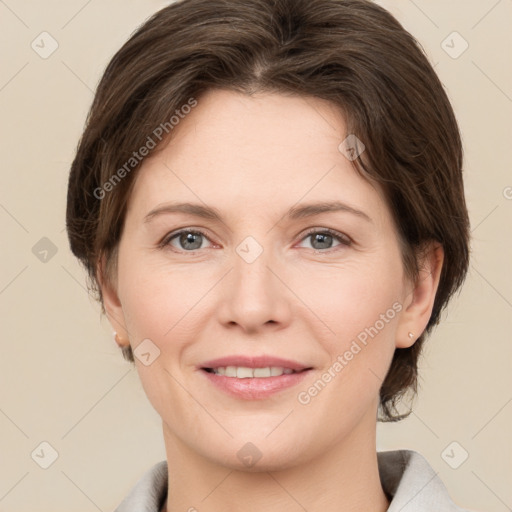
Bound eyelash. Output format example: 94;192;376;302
160;227;352;254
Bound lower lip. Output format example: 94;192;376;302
200;369;311;400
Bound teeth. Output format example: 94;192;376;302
237;367;254;378
211;366;296;378
225;366;237;377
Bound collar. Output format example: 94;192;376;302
377;450;469;511
114;450;468;511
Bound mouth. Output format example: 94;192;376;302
202;366;308;378
199;355;313;400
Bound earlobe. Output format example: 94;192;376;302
396;242;444;349
97;254;130;346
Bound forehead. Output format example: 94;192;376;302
126;89;388;223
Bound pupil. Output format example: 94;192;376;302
181;232;202;250
313;233;332;250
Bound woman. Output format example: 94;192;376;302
66;0;471;510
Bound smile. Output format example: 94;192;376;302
199;356;313;399
204;366;299;378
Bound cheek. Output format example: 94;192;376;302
118;256;208;344
116;259;211;420
295;255;404;345
295;256;404;412
293;262;403;416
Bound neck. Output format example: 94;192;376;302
161;410;389;512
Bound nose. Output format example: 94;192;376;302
216;241;293;334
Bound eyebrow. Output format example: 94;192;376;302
143;200;372;224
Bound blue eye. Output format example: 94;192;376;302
163;230;210;251
161;227;351;253
298;228;351;251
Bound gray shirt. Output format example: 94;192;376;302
114;450;471;511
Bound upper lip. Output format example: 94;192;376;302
200;355;311;372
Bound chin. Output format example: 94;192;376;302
198;433;313;473
222;448;306;473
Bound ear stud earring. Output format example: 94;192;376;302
113;331;127;346
408;332;414;340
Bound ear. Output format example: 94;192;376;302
396;242;444;349
97;254;130;349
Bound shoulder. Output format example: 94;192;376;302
114;460;168;512
378;449;474;512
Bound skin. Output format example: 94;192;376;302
100;89;444;512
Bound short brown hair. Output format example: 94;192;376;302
66;0;470;421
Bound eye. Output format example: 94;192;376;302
297;228;352;251
162;229;212;251
160;227;351;253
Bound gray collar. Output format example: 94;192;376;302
377;450;469;511
115;450;469;511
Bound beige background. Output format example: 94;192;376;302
0;1;511;511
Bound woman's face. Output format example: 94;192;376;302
107;89;419;470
